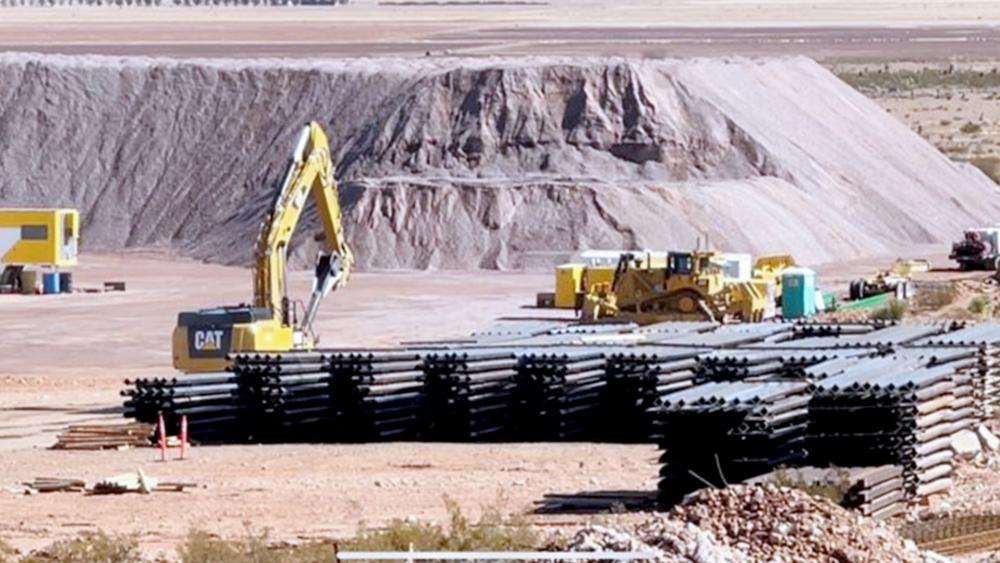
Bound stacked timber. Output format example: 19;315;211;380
651;381;810;506
52;422;155;450
602;349;701;442
121;372;241;441
512;350;607;440
327;351;425;441
809;359;976;501
422;351;518;440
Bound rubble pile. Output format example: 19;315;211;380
560;485;947;562
670;484;934;562
563;521;747;563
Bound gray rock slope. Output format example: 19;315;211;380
0;54;995;268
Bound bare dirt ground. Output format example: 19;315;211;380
3;1;1000;558
0;253;661;558
0;250;990;559
2;1;1000;60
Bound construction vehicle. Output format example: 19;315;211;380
951;228;1000;270
172;122;353;373
1;208;79;291
847;259;928;302
891;258;931;277
581;250;773;324
547;250;766;310
753;255;795;297
849;270;912;301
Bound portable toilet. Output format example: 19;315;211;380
781;267;817;319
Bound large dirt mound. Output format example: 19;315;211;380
0;54;996;269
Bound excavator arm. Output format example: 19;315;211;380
253;121;353;344
173;121;352;372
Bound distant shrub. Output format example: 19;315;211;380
771;467;852;505
871;299;907;321
0;540;16;563
914;285;958;309
21;532;140;563
968;156;1000;184
836;66;1000;94
178;528;331;563
960;121;983;134
178;498;537;563
969;294;993;316
347;497;536;552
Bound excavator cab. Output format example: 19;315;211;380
172;306;293;373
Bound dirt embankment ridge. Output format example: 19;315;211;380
0;54;996;269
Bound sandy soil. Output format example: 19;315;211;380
2;1;1000;60
2;252;1000;557
0;253;655;558
1;3;999;552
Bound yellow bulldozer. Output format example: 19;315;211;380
582;250;791;325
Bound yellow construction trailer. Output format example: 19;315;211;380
0;208;79;267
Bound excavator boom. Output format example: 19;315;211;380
254;122;353;341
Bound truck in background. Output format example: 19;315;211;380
950;227;1000;270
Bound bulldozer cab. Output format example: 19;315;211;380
667;252;693;275
668;250;725;276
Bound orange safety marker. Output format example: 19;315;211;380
179;414;189;460
157;411;167;462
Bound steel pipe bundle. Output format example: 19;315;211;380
694;350;842;382
602;350;701;442
121;372;242;442
809;360;974;501
840;465;907;519
512;351;608;440
651;381;810;506
327;351;426;441
793;322;886;339
912;323;1000;421
422;352;518;440
229;352;334;441
751;465;906;520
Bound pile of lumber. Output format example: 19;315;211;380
22;477;86;493
52;422;154;450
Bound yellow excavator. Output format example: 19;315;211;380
172;122;353;373
582;250;772;324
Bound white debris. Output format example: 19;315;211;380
976;424;999;452
951;430;982;460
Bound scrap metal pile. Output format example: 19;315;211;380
122;320;1000;509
